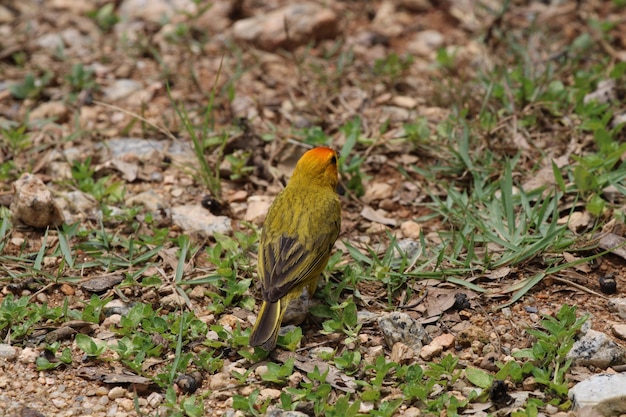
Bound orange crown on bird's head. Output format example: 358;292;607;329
291;146;339;189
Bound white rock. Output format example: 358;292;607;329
570;374;626;414
19;347;39;363
126;190;167;211
0;344;17;360
233;3;338;51
584;79;616;105
420;340;443;360
103;79;143;101
171;204;232;238
108;386;127;400
245;195;272;225
408;30;445;56
146;392;163;408
259;388;281;400
363;182;394;203
395;239;422;260
118;0;196;23
209;372;234;390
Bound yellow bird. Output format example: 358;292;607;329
249;147;341;350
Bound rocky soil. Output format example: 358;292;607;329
2;0;626;416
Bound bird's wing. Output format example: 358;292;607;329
260;232;336;303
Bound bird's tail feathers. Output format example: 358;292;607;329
249;300;283;350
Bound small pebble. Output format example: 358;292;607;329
259;388;281;400
51;398;67;408
599;275;617;294
0;344;18;360
60;283;75;295
118;398;134;411
612;324;626;340
108;386;127;400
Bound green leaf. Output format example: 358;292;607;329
551;161;567;193
587;194;606;216
75;333;106;357
465;367;494;389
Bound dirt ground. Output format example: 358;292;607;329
2;0;626;416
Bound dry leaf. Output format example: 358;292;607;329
360;205;397;226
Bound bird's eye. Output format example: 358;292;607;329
330;155;337;165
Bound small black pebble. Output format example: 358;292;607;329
489;379;513;407
599;274;617;294
524;306;538;313
452;293;471;310
201;194;227;216
175;373;201;394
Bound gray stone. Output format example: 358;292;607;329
36;33;64;51
584;79;616;105
608;298;626;320
570;374;626;414
377;311;431;352
103;299;132;317
395;239;422;261
100;138;194;163
0;344;17;360
566;329;626;369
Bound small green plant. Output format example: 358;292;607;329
180;230;257;313
311;297;361;344
512;304;587;399
283;366;333;415
261;358;295;384
276;326;303;351
323;395;361;417
338;118;369;197
163;386;206;417
87;3;120;31
10;72;53;100
66;63;97;93
0;295;65;342
1;124;31;154
359;356;399;403
334;349;362;375
80;294;112;324
70;157;125;203
75;333;108;357
372;52;414;85
36;342;73;370
224;150;254;180
233;389;270;417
